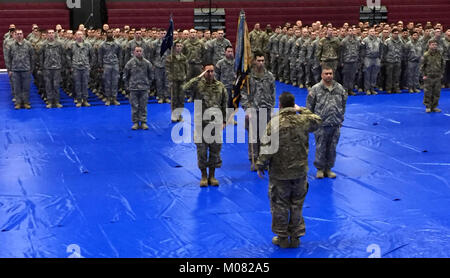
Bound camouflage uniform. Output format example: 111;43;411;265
377;36;389;91
303;37;321;87
151;38;170;100
5;40;34;106
98;39;121;101
306;80;347;171
267;33;281;78
182;38;206;99
316;37;340;75
282;35;295;83
384;37;403;93
67;41;94;102
340;35;360;93
294;36;307;87
40;40;65;105
166;52;188;117
123;56;154;124
209;37;232;66
405;38;424;92
288;35;300;85
124;39;150;65
241;68;276;163
400;36;410;89
278;34;289;82
443;37;450;87
249;29;268;57
256;107;321;239
420;49;444;110
215;56;236;109
361;35;382;92
182;76;228;170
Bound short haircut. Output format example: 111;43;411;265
322;65;333;73
428;39;437;44
253;50;265;59
279;92;295;108
225;45;233;51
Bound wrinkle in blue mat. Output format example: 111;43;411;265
0;73;449;258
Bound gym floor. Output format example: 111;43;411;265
0;72;449;258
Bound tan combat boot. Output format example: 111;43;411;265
326;169;337;179
131;123;139;130
200;169;208;187
112;98;120;105
316;169;325;179
272;236;290;248
208;168;219;186
24;103;31;109
141;122;149;130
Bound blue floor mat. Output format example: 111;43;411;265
0;73;449;258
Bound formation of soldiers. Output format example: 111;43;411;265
2;23;231;109
2;19;449;110
255;20;449;95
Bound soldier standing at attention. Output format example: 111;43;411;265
67;30;94;107
98;29;122;106
182;64;227;187
421;40;445;113
361;28;382;95
166;41;188;122
123;46;154;130
340;27;360;96
316;27;340;76
209;29;232;66
256;92;322;248
151;29;171;104
241;52;276;172
5;29;34;109
306;66;347;179
384;28;403;94
215;46;236;123
406;31;423;93
40;29;65;108
183;29;206;102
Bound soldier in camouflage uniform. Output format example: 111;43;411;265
123;46;154;130
182;64;227;187
256;92;322;248
151;29;170;104
302;31;321;88
288;29;302;86
443;29;450;88
5;29;34;109
340;27;360;95
166;42;188;122
124;30;150;65
361;28;382;95
183;29;206;102
384;28;403;94
249;23;268;57
294;28;309;88
316;27;340;77
377;28;390;91
421;40;444;113
306;66;347;179
98;29;122;106
40;29;65;108
208;29;232;66
406;31;423;93
266;26;282;79
241;52;276;171
279;27;294;83
66;31;94;107
215;46;236;121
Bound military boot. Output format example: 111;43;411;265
158;98;164;104
371;90;378;95
366;90;372;95
165;98;171;104
141;122;149;130
112;98;120;105
272;236;290;248
131;123;139;130
432;108;441;113
14;103;21;109
105;98;111;106
76;100;82;108
408;88;414;93
292;82;298;87
325;169;337;178
299;84;304;89
290;237;301;248
24;103;31;109
55;102;63;108
316;169;325;179
208;168;219;186
200;169;208;187
414;88;421;93
82;99;91;107
425;108;431;113
46;103;52;109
